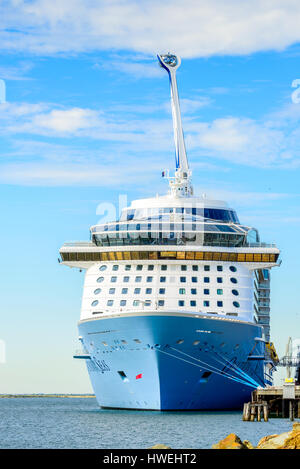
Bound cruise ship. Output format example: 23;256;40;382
59;53;280;410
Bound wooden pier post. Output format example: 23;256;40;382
250;404;256;422
263;403;269;422
243;403;251;421
289;400;295;421
257;404;261;422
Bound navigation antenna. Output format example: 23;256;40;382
158;53;193;198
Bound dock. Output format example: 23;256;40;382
243;383;300;421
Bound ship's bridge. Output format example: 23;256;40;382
90;194;260;249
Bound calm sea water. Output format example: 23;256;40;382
0;397;298;449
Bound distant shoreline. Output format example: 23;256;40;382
0;394;96;398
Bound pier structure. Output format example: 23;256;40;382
243;383;300;421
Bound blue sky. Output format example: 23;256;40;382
1;0;300;392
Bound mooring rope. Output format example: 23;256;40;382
168;346;258;388
155;347;257;388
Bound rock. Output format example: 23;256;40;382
212;433;249;449
257;424;300;449
149;444;171;449
243;440;255;449
293;422;300;432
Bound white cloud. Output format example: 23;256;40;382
2;1;300;57
33;108;99;133
2;98;300;171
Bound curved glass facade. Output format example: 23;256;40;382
92;232;245;247
119;207;239;223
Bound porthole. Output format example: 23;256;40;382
230;277;238;284
229;266;237;272
232;289;239;296
97;277;104;283
94;288;101;295
233;301;240;308
91;300;99;307
99;265;107;271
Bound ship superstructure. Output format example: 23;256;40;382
60;54;280;410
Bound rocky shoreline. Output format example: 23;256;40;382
150;423;300;449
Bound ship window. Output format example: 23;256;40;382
123;276;130;282
148;265;154;270
147;276;153;282
97;277;104;283
145;300;151;306
191;277;198;283
217;277;223;283
230;266;237;272
135;276;142;282
217;265;223;271
217;301;223;307
107;300;113;306
190;300;196;307
179;288;186;294
161;265;167;271
158;300;165;306
159;288;165;294
120;300;127;306
217;289;223;295
192;265;198;271
204;265;210;271
121;288;128;294
133;300;139;306
178;300;185;306
109;288;115;294
204;289;210;295
125;265;131;271
136;265;143;271
111;276;117;282
94;288;101;295
230;277;238;284
204;277;210;283
181;265;187;271
91;300;99;307
112;265;119;271
160;276;166;282
233;301;240;308
99;265;107;271
134;288;141;294
180;277;186;283
232;289;239;296
203;300;210;307
191;288;197;295
146;288;152;294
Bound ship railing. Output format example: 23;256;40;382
61;240;277;249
